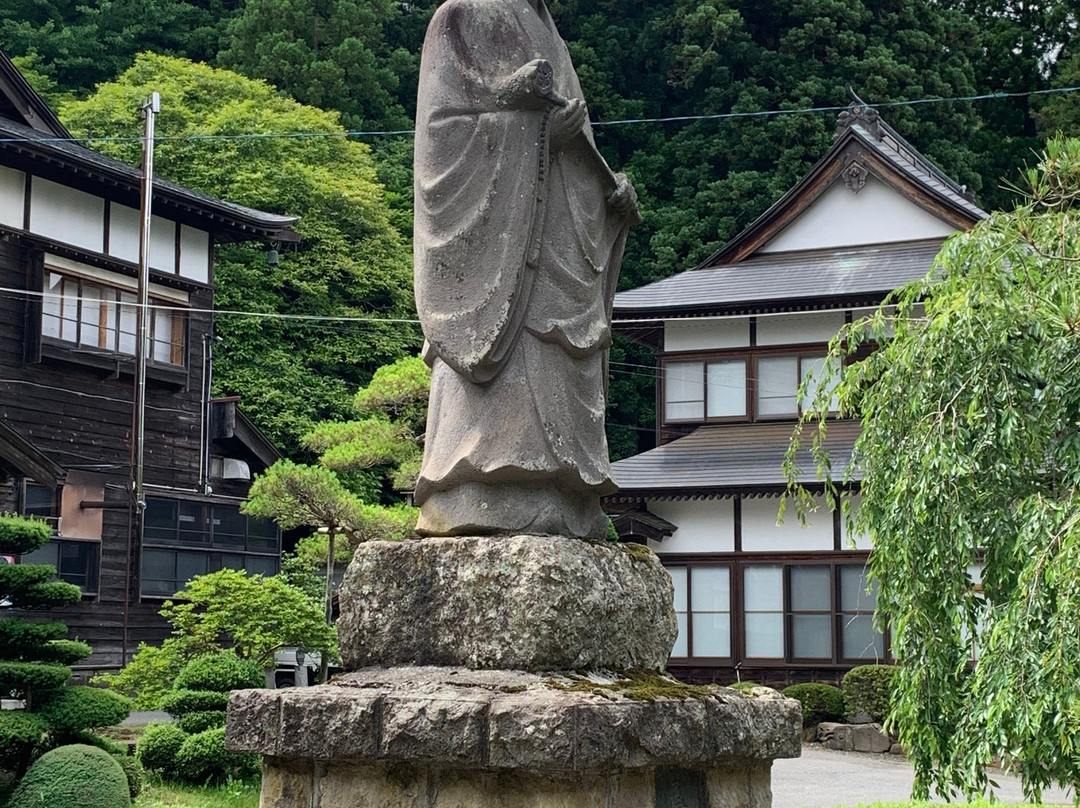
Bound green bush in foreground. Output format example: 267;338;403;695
174;727;259;785
173;652;264;693
8;743;130;808
782;682;844;727
136;722;188;774
178;710;227;734
842;665;898;724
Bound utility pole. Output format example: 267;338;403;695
122;91;160;666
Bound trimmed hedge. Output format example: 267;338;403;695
39;686;132;735
842;664;898;723
173;652;263;693
112;753;144;800
0;661;71;697
174;727;259;784
159;688;230;716
782;682;844;727
135;722;188;774
0;711;48;766
178;710;227;734
8;743;130;808
36;639;94;666
0;513;52;554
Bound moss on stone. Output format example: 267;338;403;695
546;671;716;702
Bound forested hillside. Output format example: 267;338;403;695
5;0;1078;458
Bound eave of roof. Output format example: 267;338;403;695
608;420;861;501
0;116;300;244
613;238;942;318
0;52;70;138
0;420;66;489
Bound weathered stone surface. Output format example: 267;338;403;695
227;666;802;773
817;721;892;754
338;536;677;671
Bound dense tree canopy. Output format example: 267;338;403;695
59;54;420;456
788;137;1080;800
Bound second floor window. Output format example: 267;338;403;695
42;271;185;366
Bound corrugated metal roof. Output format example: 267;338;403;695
609;420;861;497
613;239;942;314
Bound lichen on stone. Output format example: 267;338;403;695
545;670;717;702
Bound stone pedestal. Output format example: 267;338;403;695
226;538;802;807
227;667;802;808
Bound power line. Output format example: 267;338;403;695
1;85;1078;146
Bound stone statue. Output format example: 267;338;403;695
413;0;639;540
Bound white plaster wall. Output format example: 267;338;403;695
757;175;956;254
646;498;735;554
741;495;834;552
842;493;873;550
29;178;104;253
179;225;210;284
0;166;25;228
150;215;176;273
108;203;140;264
664;318;750;352
756;311;845;346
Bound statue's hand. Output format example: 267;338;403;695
607;173;639;217
549;98;587;149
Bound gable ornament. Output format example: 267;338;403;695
844;161;869;194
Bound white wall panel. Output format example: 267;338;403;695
741;495;833;552
0;165;25;227
108;203;140;263
150;215;176;273
665;318;750;352
29;178;104;252
179;225;210;283
758;175;956;254
756;312;845;346
646;498;735;554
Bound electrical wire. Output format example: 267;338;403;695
0;85;1076;145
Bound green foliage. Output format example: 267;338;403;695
135;722;188;774
173;653;264;694
177;711;228;735
788;138;1080;799
728;681;761;693
112;753;143;800
93;637;202;710
60;54;419;458
174;727;259;785
841;666;898;724
35;639;93;666
38;686;132;737
782;682;845;727
352;355;431;433
8;744;130;808
0;711;48;767
158;689;231;717
0;513;52;554
65;730;125;756
163;571;336;666
0;662;71;699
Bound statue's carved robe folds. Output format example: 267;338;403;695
413;0;634;538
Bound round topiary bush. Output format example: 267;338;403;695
174;726;259;784
135;721;188;774
172;652;263;693
39;686;132;736
782;682;844;727
159;689;230;716
8;743;130;808
841;664;898;723
177;710;227;734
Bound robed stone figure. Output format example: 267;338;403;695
413;0;639;539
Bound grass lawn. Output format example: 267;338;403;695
134;777;260;808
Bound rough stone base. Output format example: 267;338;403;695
227;667;802;808
338;536;677;671
258;759;775;808
817;721;892;753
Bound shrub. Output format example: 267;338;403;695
159;688;230;716
112;753;144;800
0;711;48;767
174;727;259;784
172;652;264;693
135;722;187;773
8;743;130;808
65;729;126;756
178;710;227;734
782;682;844;727
39;686;132;736
842;664;898;723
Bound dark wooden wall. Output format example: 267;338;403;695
0;232;214;669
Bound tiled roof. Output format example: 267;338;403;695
609;420;861;499
613;238;943;316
